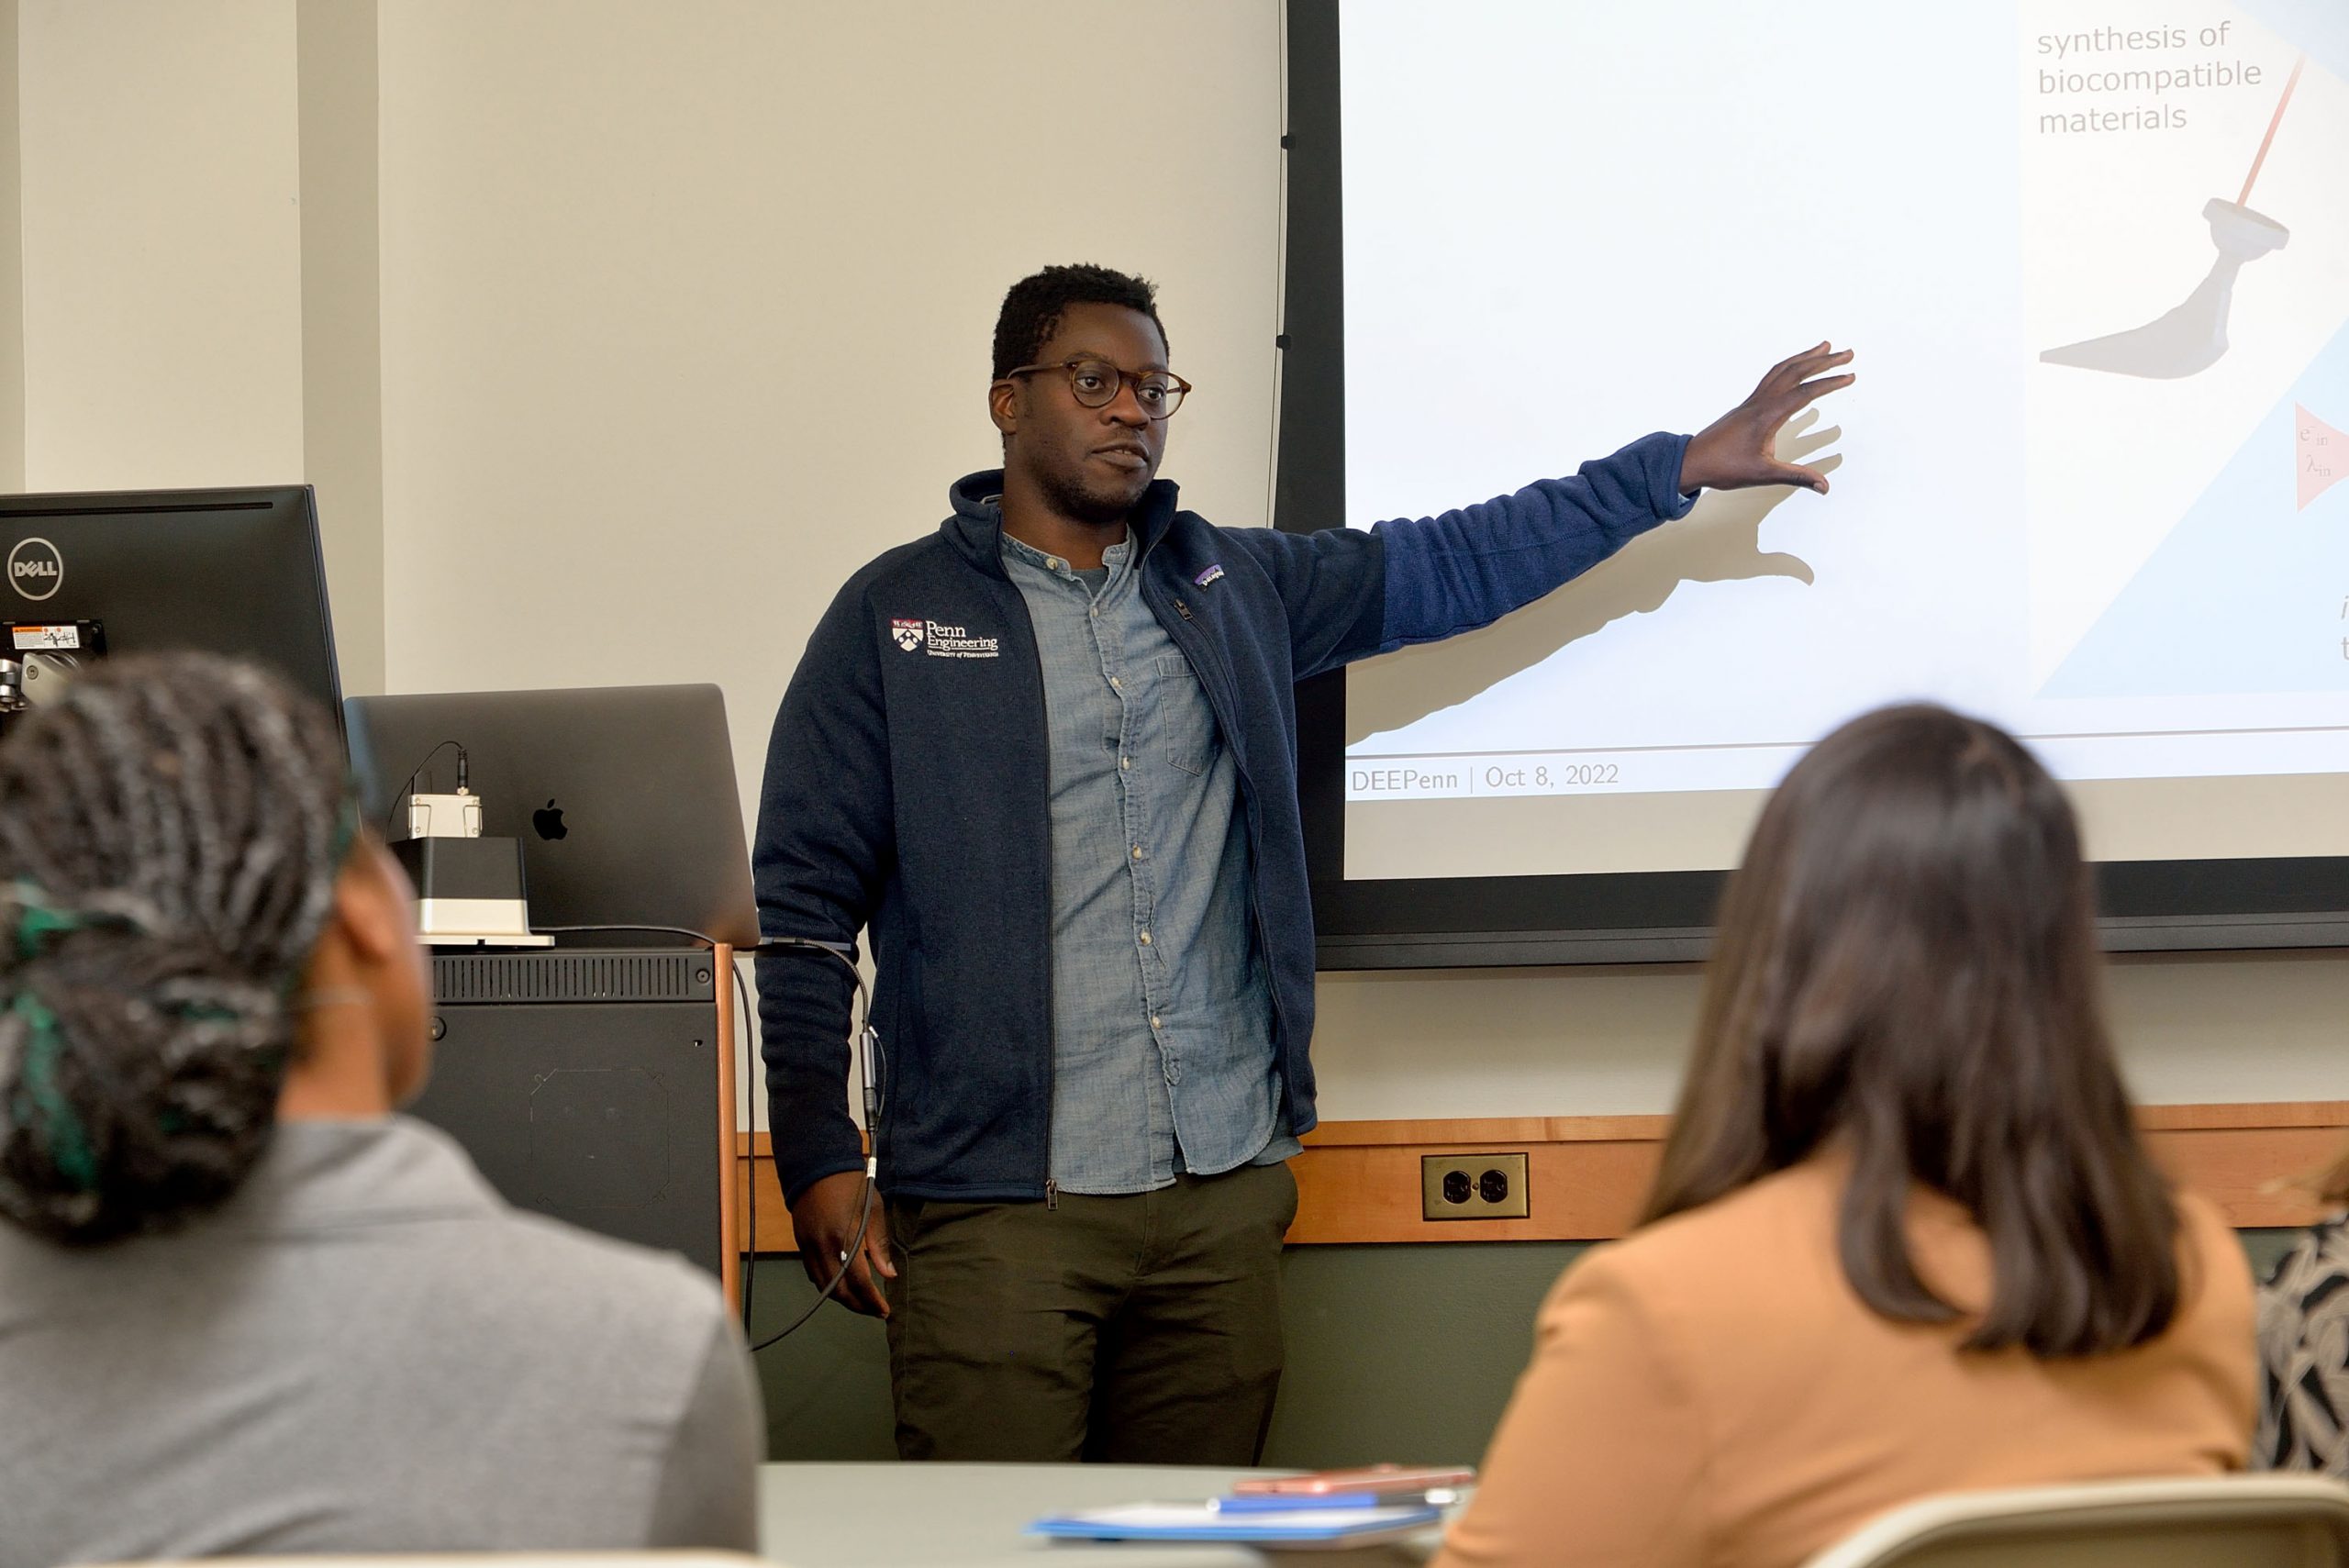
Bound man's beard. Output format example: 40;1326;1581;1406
1038;460;1147;527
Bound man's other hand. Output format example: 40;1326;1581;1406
788;1169;895;1318
1678;343;1856;496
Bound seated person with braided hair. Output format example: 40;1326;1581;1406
0;653;761;1564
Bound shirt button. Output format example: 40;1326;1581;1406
1151;1015;1162;1029
1047;557;1064;571
1131;846;1145;861
1119;756;1130;770
1109;676;1122;689
1139;930;1152;946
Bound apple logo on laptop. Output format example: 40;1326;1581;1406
532;799;569;841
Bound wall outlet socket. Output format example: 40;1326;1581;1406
1420;1151;1531;1220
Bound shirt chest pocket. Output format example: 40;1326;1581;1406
1152;652;1217;776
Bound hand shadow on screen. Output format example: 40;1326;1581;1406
1344;411;1841;746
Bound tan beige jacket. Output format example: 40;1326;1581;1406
1435;1156;2254;1568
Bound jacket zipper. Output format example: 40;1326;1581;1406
1241;794;1289;1084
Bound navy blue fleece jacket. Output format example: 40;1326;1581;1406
755;432;1695;1203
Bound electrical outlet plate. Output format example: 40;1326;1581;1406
1420;1151;1531;1221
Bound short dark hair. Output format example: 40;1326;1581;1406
1643;704;2181;1357
0;653;351;1244
991;264;1168;380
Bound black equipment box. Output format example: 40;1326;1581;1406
409;948;725;1279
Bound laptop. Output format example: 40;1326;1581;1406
344;683;759;948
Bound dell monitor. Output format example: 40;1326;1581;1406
0;485;341;717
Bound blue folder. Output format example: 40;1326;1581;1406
1028;1498;1443;1546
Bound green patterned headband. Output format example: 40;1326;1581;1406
328;785;361;877
8;992;95;1191
3;886;153;1194
6;883;150;961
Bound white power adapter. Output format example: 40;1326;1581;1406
406;791;484;840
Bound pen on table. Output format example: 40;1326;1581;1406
1210;1490;1458;1512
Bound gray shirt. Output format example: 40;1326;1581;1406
0;1116;762;1565
1001;527;1298;1195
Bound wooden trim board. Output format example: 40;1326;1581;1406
732;1103;2349;1254
713;943;740;1307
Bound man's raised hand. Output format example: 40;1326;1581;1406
1677;343;1856;496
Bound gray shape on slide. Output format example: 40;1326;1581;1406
2041;198;2289;380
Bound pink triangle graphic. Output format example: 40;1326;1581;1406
2301;405;2345;510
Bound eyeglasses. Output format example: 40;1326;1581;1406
1002;358;1192;419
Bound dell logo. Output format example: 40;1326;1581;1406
6;538;62;603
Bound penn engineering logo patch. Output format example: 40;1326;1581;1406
891;617;999;659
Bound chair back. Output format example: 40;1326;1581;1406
1800;1477;2349;1568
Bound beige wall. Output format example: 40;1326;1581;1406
8;1;2346;1127
373;1;1282;761
1311;949;2349;1120
296;0;384;696
17;0;304;490
0;0;23;492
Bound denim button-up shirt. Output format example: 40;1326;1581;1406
1001;528;1299;1195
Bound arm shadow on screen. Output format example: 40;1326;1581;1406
1344;413;1842;746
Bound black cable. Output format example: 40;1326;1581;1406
532;922;741;947
730;936;879;1345
528;920;879;1346
749;1161;874;1351
725;960;759;1331
384;739;467;840
748;953;885;1353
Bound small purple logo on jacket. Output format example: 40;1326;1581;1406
1193;563;1225;588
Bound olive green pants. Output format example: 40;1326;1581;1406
882;1161;1298;1463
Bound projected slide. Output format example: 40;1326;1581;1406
1339;0;2349;879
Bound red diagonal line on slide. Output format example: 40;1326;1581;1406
2240;53;2307;207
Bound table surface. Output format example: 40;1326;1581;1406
755;1462;1445;1568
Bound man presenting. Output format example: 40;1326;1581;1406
757;263;1852;1462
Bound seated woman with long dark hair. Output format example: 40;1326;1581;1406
1433;705;2254;1568
0;654;761;1563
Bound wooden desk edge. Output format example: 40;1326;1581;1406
730;1102;2349;1254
